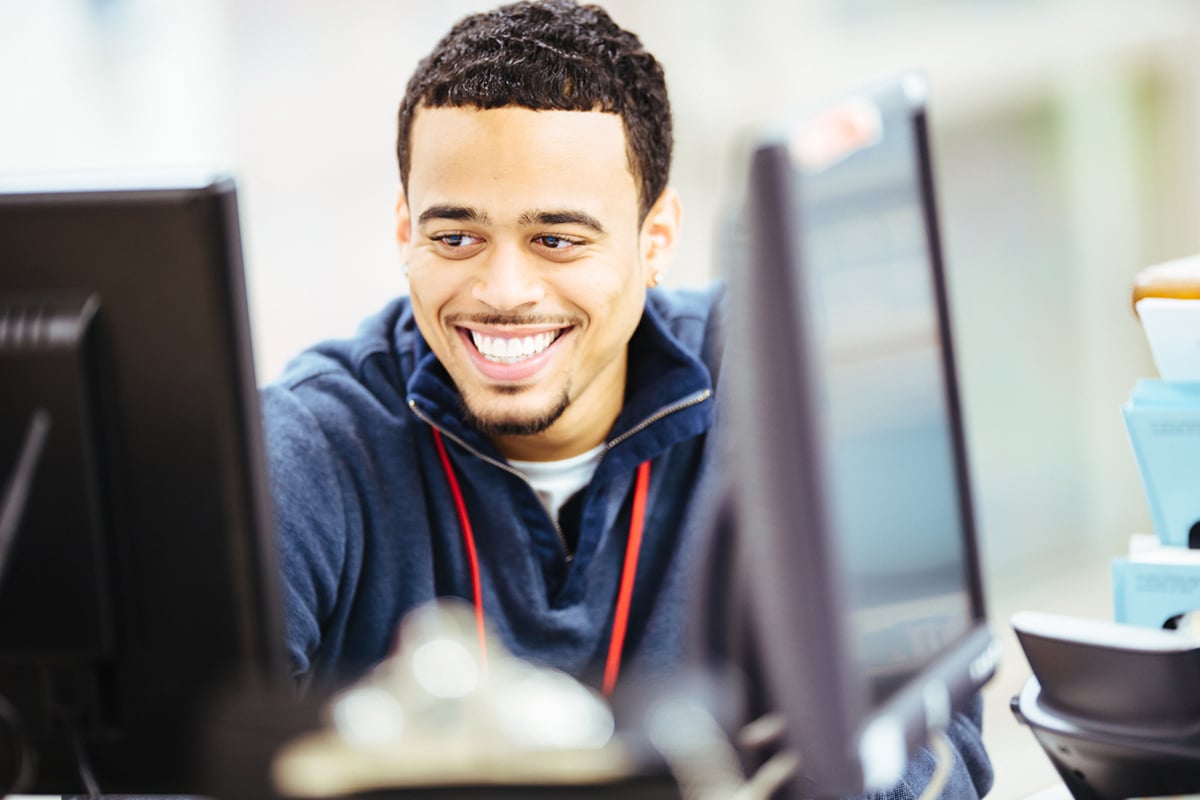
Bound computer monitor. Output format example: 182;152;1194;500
0;174;287;794
717;74;997;797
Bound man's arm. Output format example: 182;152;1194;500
260;384;350;680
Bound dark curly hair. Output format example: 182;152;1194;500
396;0;673;221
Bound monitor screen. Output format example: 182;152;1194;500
720;74;996;796
0;175;287;794
800;82;973;707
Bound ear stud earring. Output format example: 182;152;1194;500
649;271;663;287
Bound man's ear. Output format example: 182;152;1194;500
639;187;682;287
395;186;413;261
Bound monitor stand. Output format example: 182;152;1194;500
0;409;49;584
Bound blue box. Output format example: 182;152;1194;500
1113;543;1200;629
1122;379;1200;547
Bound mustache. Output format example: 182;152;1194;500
445;312;581;328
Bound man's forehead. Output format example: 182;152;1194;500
405;105;639;219
409;107;628;166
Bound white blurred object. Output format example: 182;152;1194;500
1136;296;1200;382
272;600;633;797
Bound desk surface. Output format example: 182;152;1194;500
982;549;1113;799
1026;788;1073;800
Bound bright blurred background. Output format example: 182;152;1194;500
5;1;1200;796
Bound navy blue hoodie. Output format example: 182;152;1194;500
263;286;723;685
261;285;992;798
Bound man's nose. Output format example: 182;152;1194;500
471;244;545;311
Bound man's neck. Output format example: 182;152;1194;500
492;421;611;463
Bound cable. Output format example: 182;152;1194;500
729;712;798;800
646;697;746;800
732;750;801;800
915;728;954;800
0;409;51;584
737;712;786;750
63;712;101;800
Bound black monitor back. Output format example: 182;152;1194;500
0;175;286;793
722;75;996;797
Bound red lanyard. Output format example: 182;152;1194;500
431;428;650;696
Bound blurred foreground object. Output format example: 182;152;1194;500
272;601;636;797
261;601;795;800
1132;254;1200;312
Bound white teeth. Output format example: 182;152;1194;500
470;329;560;363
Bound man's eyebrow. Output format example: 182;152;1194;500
519;209;607;234
417;205;491;225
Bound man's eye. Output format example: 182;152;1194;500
434;232;481;248
536;234;579;250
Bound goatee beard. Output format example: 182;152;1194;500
460;391;572;438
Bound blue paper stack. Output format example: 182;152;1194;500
1123;379;1200;548
1114;283;1200;629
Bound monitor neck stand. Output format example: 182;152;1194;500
0;408;50;586
0;408;51;795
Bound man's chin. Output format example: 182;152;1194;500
459;392;571;439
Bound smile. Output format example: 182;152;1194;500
468;328;566;363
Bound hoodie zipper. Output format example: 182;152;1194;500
603;389;712;453
408;387;713;563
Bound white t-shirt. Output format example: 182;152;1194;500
508;443;607;523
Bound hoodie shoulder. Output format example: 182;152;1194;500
270;296;419;394
647;283;727;379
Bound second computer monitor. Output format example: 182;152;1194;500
725;74;996;796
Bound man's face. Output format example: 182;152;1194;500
397;106;678;461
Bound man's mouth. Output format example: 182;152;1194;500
467;328;567;363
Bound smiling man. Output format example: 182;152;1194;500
261;2;991;797
265;0;714;692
